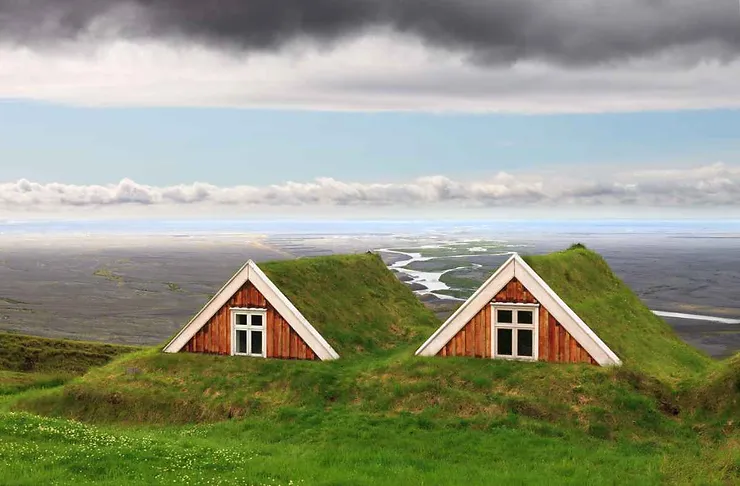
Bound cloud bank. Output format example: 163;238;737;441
2;164;737;214
1;1;740;111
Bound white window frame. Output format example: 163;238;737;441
231;308;267;358
491;303;539;361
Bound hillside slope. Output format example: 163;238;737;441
0;332;138;375
524;246;713;381
685;352;740;418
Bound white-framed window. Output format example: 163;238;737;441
231;309;267;358
492;304;539;361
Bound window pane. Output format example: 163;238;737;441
518;329;533;357
518;310;534;325
251;314;263;327
236;330;248;353
236;314;248;326
497;310;513;324
250;331;263;355
497;328;513;355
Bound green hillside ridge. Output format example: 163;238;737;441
523;245;714;381
0;332;139;375
0;333;140;400
259;253;441;356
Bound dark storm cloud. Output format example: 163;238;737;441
0;1;738;65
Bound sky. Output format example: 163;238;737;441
1;0;739;220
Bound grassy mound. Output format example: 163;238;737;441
259;253;440;356
18;347;680;440
0;332;139;375
524;246;713;381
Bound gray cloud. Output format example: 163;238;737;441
2;163;738;211
1;1;739;66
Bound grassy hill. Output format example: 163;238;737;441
2;249;739;484
524;245;714;381
259;253;441;356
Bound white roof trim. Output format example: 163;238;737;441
163;260;340;360
415;253;621;366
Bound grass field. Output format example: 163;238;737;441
1;249;739;484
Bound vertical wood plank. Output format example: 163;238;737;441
283;318;289;358
464;323;472;356
539;307;548;361
473;311;481;357
564;333;571;362
569;337;578;363
266;309;273;358
558;324;566;362
224;308;230;355
486;304;491;358
290;330;297;359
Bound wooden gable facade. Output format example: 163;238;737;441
437;278;597;364
416;254;620;367
163;260;339;361
182;281;318;360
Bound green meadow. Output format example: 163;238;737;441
1;249;739;485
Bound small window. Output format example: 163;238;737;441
497;310;513;324
497;329;513;355
492;304;538;360
233;310;266;358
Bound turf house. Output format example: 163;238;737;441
415;252;622;366
164;259;340;360
163;253;439;360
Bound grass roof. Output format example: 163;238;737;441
524;245;714;382
260;253;440;357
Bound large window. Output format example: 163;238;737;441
492;305;538;361
232;310;267;358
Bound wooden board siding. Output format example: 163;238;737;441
183;281;317;360
492;278;537;304
437;278;597;365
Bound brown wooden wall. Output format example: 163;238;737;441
437;278;597;365
183;281;318;360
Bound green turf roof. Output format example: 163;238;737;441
260;253;440;357
523;245;713;381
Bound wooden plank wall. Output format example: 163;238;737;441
183;281;317;360
436;278;597;365
438;305;491;358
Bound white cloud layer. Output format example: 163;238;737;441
2;163;737;216
3;33;740;112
